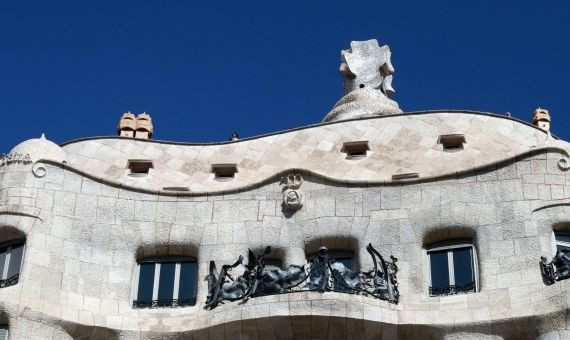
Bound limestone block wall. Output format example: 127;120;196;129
60;111;553;193
0;111;570;339
0;144;570;339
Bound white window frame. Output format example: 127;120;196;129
0;239;26;287
426;240;478;296
132;257;197;308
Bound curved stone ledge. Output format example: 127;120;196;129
0;290;568;339
33;146;570;197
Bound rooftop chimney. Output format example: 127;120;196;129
532;108;551;132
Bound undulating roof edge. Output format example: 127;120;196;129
59;110;553;147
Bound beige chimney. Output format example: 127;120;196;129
135;112;154;139
532;108;551;132
117;111;136;137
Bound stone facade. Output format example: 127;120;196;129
0;109;570;339
1;38;569;339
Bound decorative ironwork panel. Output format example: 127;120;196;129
205;244;399;309
429;282;475;296
541;250;570;285
0;274;19;288
132;298;196;309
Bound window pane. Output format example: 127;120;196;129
178;262;197;305
332;257;354;270
137;263;155;303
157;262;176;305
263;259;283;272
555;233;570;244
0;248;6;279
557;244;570;252
7;244;24;279
429;250;450;290
452;247;474;290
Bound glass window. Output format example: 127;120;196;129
428;242;476;296
0;240;25;288
555;232;570;251
328;250;355;270
307;249;355;292
134;257;197;308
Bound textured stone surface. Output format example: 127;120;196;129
0;111;569;339
60;111;561;194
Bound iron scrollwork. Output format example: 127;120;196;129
541;250;570;285
205;243;399;309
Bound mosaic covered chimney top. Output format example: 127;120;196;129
323;39;403;122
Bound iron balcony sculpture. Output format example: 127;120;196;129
541;250;570;285
205;243;399;309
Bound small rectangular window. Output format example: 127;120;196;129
0;240;25;288
211;164;238;181
127;160;154;177
162;186;190;192
392;173;419;181
428;242;476;296
438;134;466;151
341;141;369;159
134;258;198;308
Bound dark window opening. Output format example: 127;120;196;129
211;164;238;181
134;257;198;308
341;141;370;159
249;253;283;273
438;134;466;152
555;232;570;252
0;240;25;288
392;173;419;181
307;250;355;292
127;160;154;177
428;243;476;296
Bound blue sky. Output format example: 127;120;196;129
1;1;569;152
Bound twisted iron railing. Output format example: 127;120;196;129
541;249;570;285
205;243;398;309
429;282;475;296
132;298;197;308
0;274;19;288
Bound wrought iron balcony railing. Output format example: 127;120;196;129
133;298;197;309
429;281;475;296
0;274;19;288
205;243;399;309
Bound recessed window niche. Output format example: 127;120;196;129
127;159;154;177
438;134;466;152
211;163;238;181
341;141;370;159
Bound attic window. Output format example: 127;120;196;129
341;141;370;159
211;164;238;181
128;160;154;177
438;134;466;152
392;173;419;181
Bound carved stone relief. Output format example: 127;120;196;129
280;174;304;211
